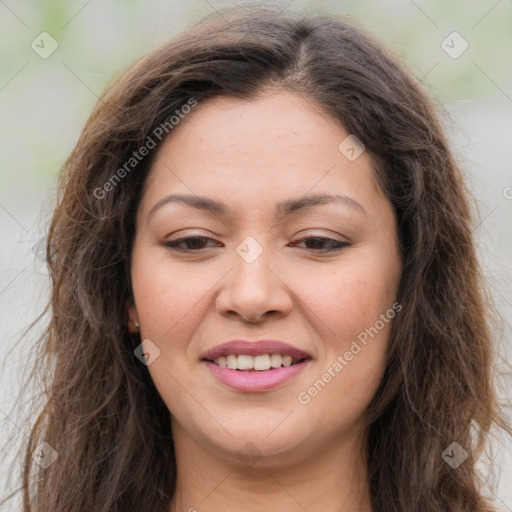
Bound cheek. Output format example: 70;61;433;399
295;253;399;411
130;247;210;335
130;248;201;415
299;254;400;343
306;255;399;414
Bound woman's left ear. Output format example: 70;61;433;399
127;304;140;333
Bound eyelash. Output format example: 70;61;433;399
163;235;350;253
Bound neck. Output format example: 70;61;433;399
169;422;373;512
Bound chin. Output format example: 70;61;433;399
202;420;317;466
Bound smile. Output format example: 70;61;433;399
211;353;306;371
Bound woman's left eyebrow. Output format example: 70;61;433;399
147;192;368;221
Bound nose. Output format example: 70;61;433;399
215;243;293;324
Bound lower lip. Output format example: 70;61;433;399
204;360;310;392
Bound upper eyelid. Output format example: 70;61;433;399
164;234;345;242
165;227;348;240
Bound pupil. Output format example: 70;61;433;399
189;237;204;249
307;238;322;249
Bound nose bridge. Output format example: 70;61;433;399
231;234;274;296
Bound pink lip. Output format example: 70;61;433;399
204;360;311;392
201;339;312;361
201;339;312;393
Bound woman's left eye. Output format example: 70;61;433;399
293;236;350;252
163;235;349;252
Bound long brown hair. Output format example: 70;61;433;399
3;4;510;511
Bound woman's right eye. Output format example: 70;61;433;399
163;236;220;252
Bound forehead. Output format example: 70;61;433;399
140;89;382;216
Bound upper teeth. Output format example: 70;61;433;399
214;354;298;371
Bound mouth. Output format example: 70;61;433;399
200;339;312;392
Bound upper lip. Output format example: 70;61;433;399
201;340;312;361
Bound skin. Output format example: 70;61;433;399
128;87;403;512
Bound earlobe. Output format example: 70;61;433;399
127;304;140;333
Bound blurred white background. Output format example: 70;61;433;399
1;0;511;509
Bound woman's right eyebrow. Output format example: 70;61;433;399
147;192;368;222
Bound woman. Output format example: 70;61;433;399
5;4;511;511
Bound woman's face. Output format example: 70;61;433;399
129;89;403;466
